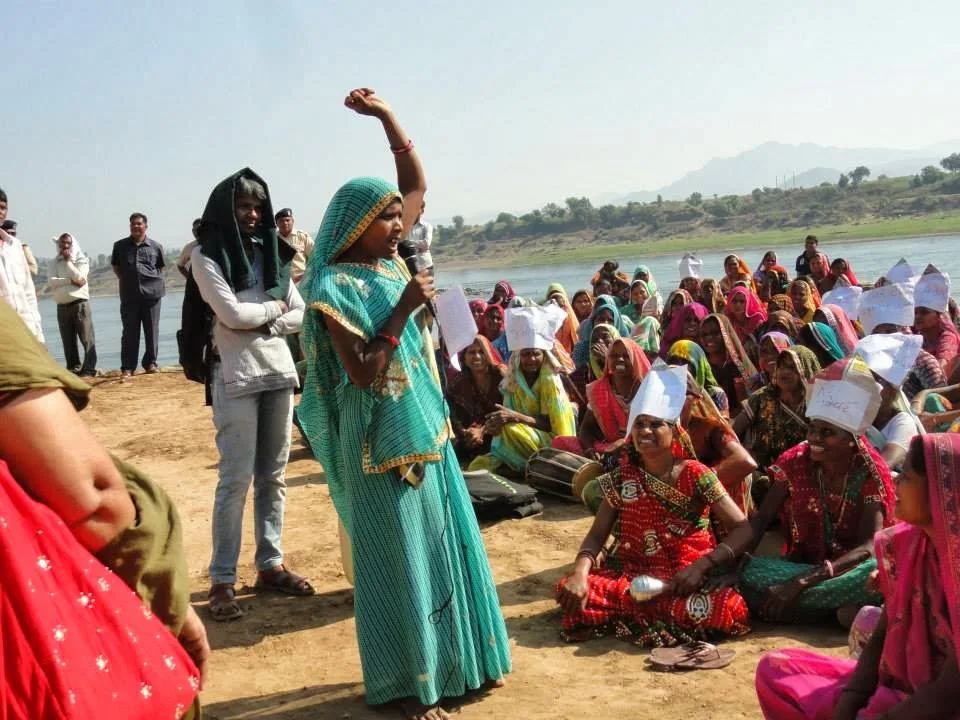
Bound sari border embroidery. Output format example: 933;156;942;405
309;301;369;341
330;192;403;260
360;424;451;475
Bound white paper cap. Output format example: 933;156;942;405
884;258;917;285
678;253;703;280
915;271;950;313
806;357;882;436
505;306;559;352
853;333;923;387
820;285;863;321
624;361;688;436
857;283;915;333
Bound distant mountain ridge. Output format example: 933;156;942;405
596;139;960;205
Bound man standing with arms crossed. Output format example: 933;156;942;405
112;213;166;377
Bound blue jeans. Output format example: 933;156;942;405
209;364;293;585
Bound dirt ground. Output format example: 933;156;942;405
83;372;849;720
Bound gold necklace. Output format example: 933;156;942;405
816;464;850;531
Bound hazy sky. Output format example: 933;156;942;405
5;0;960;256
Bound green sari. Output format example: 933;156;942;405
298;177;511;707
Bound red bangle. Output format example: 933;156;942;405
376;333;400;349
391;139;414;155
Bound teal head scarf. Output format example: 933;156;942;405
572;295;633;367
633;265;658;295
308;176;402;267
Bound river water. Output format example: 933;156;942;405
40;234;960;370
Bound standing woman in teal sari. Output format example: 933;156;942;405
298;89;510;720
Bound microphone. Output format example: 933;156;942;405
397;240;435;318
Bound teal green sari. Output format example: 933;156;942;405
299;177;511;706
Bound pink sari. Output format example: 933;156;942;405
755;433;960;719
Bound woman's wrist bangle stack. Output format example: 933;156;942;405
718;542;737;562
391;139;414;155
575;549;597;567
376;333;400;349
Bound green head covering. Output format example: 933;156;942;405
308;176;402;268
667;339;721;391
778;345;822;382
633;265;658;294
544;282;568;303
198;167;294;299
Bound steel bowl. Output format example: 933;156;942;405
629;575;666;602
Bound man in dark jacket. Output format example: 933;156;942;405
112;212;166;376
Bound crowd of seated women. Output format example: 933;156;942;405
442;247;960;718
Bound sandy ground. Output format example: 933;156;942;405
83;372;849;720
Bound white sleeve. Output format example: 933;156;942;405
882;412;919;450
190;248;281;330
269;280;304;336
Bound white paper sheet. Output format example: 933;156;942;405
434;285;478;371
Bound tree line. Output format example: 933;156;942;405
433;153;960;246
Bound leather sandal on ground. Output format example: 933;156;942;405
648;641;736;671
208;583;243;621
254;565;316;596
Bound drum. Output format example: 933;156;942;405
525;448;603;501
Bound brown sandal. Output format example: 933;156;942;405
255;565;315;596
649;641;736;671
208;583;243;621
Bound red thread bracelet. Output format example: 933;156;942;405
391;139;414;155
376;333;400;348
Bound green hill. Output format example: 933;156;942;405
433;168;960;269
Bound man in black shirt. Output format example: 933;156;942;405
111;212;166;376
795;234;818;277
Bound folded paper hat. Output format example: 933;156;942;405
678;253;703;280
505;305;561;352
820;285;863;321
884;258;918;285
805;355;882;436
915;266;951;313
853;333;923;387
624;360;688;437
857;283;915;333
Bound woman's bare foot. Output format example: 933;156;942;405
484;678;505;691
397;698;450;720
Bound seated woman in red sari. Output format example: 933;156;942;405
817;256;860;295
755;433;960;720
723;286;767;347
553;337;650;462
738;358;896;624
556;364;753;647
700;313;762;412
448;336;507;465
